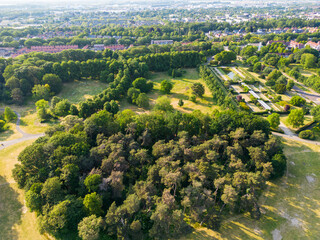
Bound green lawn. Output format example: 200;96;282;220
120;69;220;114
58;79;107;104
0;140;48;240
183;138;320;239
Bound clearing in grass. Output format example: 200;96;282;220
120;68;220;114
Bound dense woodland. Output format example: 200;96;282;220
13;108;286;239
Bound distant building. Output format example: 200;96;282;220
104;45;126;51
93;44;105;51
151;40;174;45
289;40;304;49
305;41;320;51
11;45;78;57
0;47;14;57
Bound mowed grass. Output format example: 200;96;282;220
182;138;320;240
120;69;220;114
0;140;48;240
58;79;107;104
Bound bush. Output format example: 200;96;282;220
271;153;286;178
160;80;173;94
290;96;306;107
299;130;315;140
239;102;250;111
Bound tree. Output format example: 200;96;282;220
287;109;304;128
160;80;173;94
32;84;51;100
311;105;320;122
41;177;63;204
267;113;280;129
299;130;315;140
191;83;205;97
178;99;184;107
84;174;102;193
154;96;174;112
54;99;71;117
127;87;141;104
136;93;149;109
286;80;294;91
78;215;103;240
290;96;306;107
35;99;50;122
11;88;24;105
4;107;17;122
274;84;286;94
132;77;153;93
42;74;62;94
301;53;317;69
215;51;236;65
83;192;103;216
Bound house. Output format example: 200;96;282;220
93;44;105;51
305;41;320;51
289;40;304;49
150;40;174;45
104;45;126;51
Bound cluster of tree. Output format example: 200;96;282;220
265;69;293;94
0;107;17;131
200;66;238;110
0;48;204;106
214;51;237;65
13;108;286;239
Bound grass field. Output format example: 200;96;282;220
0;140;48;240
58;79;107;104
120;69;220;114
183;138;320;240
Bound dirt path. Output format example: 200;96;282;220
0;109;44;150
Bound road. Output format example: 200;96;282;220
0;109;44;150
281;71;320;105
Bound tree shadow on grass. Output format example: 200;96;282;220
0;176;22;240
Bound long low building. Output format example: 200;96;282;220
11;45;79;57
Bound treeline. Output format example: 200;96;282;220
0;49;205;106
13;109;286;239
199;65;238;110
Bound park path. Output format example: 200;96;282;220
281;71;320;105
0;109;44;150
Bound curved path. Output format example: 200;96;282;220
0;109;44;150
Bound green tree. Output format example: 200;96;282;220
290;96;306;106
178;99;184;107
287;109;304;128
42;74;62;94
136;93;149;109
32;84;51;100
132;77;153;93
160;80;173;94
301;53;317;69
54;99;71;117
35;99;50;122
267;113;280;129
191;82;205;97
78;215;103;240
4;107;17;122
83;192;103;216
154;96;174;112
84;174;102;193
311;105;320;122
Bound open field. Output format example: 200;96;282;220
58;79;107;104
120;69;220;114
0;140;47;240
183;138;320;239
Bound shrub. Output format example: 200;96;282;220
299;130;315;140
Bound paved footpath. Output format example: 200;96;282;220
0;109;44;150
